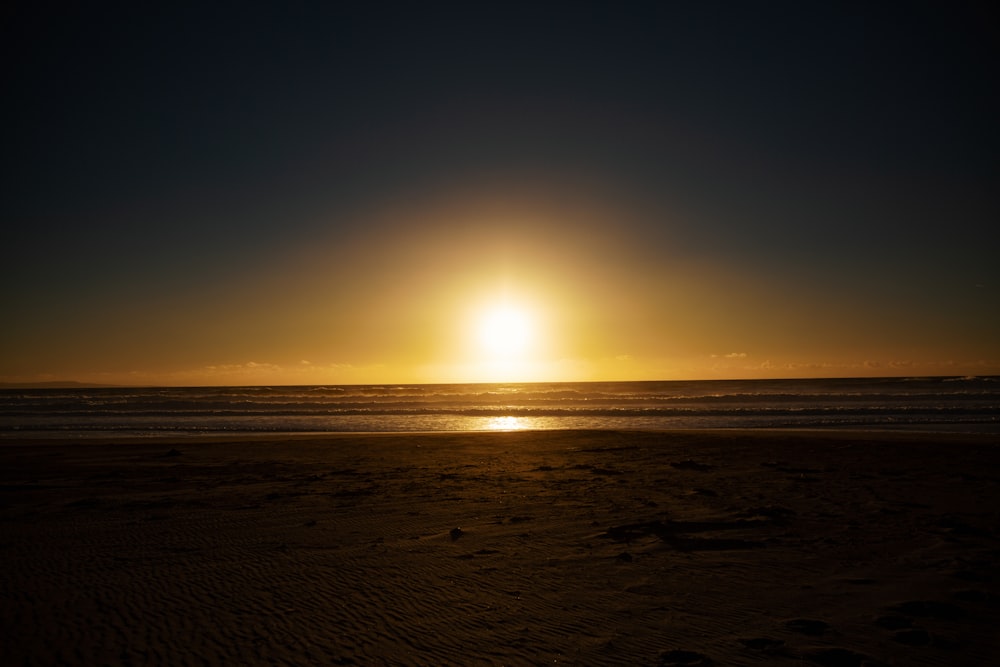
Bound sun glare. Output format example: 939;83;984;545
484;415;528;431
477;305;534;358
451;292;557;382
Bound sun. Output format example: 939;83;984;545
477;304;534;358
451;292;554;382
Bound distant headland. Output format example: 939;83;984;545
0;381;121;389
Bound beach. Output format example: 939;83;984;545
2;430;999;666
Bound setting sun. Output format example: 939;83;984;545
478;305;533;358
442;293;562;383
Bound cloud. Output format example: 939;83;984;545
779;361;839;370
858;359;919;371
204;361;282;375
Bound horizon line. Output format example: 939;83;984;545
2;374;996;390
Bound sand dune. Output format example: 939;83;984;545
2;430;999;665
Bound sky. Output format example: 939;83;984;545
3;1;998;385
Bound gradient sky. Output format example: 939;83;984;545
3;2;998;385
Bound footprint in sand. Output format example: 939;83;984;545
738;637;785;653
784;618;830;636
873;614;911;630
875;609;962;650
888;599;966;620
798;646;884;667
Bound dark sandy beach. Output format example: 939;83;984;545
2;430;999;666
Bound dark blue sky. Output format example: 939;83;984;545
3;1;998;383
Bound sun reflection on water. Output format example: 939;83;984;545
484;416;528;431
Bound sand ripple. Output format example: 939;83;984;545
2;430;999;665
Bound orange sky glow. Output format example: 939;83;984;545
7;186;996;387
4;5;997;387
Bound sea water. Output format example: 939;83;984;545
1;377;998;436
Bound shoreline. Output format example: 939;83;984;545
3;429;999;665
3;423;999;443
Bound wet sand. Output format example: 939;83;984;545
2;429;999;666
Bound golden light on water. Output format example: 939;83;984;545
484;415;528;431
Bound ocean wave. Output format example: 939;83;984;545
2;377;997;434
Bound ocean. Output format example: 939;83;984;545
1;376;998;437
